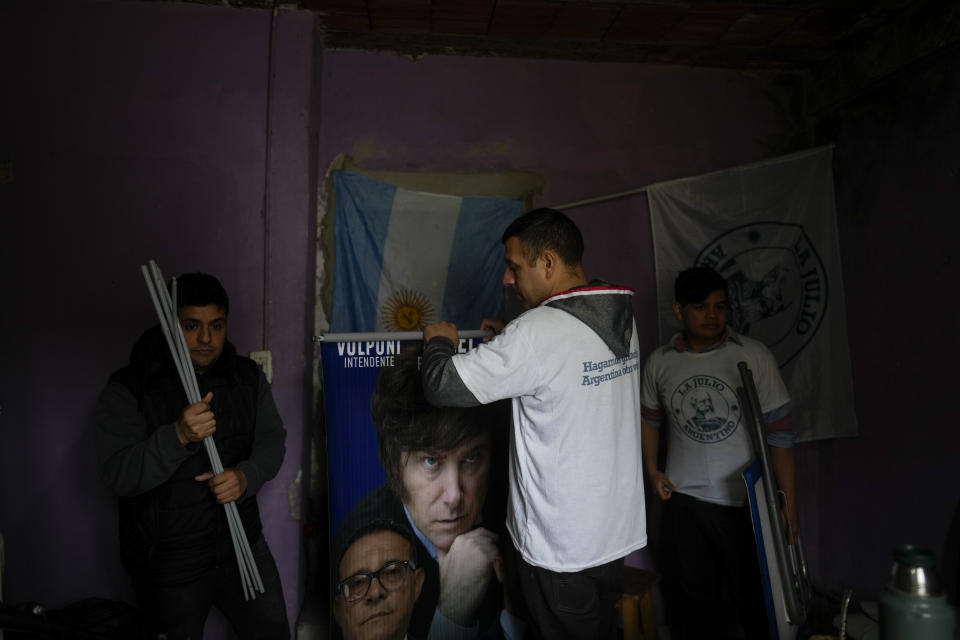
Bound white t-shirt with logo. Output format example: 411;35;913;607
640;332;791;506
451;304;648;572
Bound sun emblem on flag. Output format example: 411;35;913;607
381;289;435;331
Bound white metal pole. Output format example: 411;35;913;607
315;329;492;343
141;261;262;598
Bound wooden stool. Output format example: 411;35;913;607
618;566;660;640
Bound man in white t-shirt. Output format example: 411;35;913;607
420;208;647;640
640;266;798;640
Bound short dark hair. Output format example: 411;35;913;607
674;266;728;305
501;208;584;267
172;272;229;315
371;349;498;500
333;517;418;583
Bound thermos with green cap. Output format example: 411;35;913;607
879;544;956;639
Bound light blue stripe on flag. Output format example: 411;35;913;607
331;170;523;332
331;171;396;332
442;196;523;324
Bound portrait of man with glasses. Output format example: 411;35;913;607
333;515;425;640
331;351;517;640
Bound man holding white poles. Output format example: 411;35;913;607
420;208;647;640
95;272;289;639
640;266;798;640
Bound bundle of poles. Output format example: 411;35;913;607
141;260;265;600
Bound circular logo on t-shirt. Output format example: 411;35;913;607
670;375;741;443
695;222;828;366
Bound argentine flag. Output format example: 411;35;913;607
331;171;523;333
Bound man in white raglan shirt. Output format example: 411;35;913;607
641;266;798;640
420;208;647;640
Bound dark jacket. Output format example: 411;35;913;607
102;326;274;586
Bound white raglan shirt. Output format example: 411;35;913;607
640;332;791;506
450;298;647;572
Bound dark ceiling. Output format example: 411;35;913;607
160;0;958;72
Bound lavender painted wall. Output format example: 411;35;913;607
816;59;960;599
0;2;316;636
316;50;786;361
8;0;954;635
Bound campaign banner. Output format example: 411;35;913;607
321;339;400;529
321;338;511;640
646;146;857;441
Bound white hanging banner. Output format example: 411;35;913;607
647;146;857;442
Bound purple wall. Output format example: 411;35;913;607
2;10;788;628
0;2;316;636
816;61;960;599
7;0;954;635
316;50;785;359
